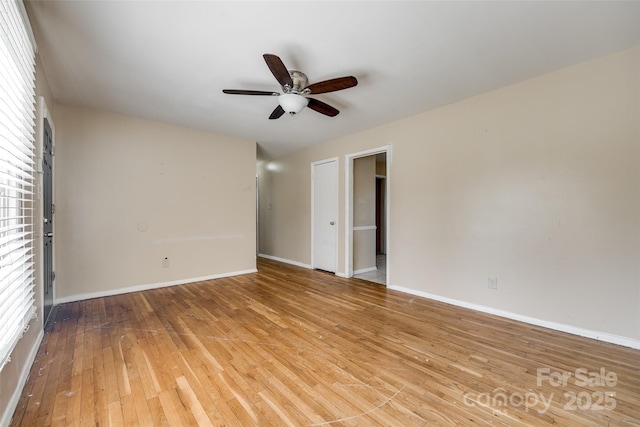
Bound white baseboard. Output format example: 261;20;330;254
2;328;44;427
353;266;377;275
258;253;311;269
257;254;348;277
55;269;258;304
388;285;640;350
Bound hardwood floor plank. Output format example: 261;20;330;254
257;389;304;427
146;395;169;427
10;257;640;426
157;387;196;426
77;366;95;427
63;373;82;426
121;393;140;426
127;376;154;426
175;375;215;427
92;341;110;426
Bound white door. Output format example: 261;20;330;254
312;159;338;272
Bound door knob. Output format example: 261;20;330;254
329;221;335;225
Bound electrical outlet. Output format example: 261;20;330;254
488;277;497;289
162;257;169;268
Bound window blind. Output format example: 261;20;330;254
0;0;37;371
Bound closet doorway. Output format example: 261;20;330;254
346;146;390;285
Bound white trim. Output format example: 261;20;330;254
345;145;391;284
258;253;311;269
258;254;348;277
1;328;44;427
55;269;257;304
353;225;376;231
388;285;640;350
311;157;339;272
353;266;377;275
255;175;259;256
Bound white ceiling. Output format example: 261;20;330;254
26;1;640;159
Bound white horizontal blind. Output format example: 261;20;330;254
0;0;37;371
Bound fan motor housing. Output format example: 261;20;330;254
285;70;309;94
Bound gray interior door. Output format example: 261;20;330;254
43;117;54;325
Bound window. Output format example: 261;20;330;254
0;0;37;370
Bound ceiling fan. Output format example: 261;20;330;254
223;54;358;119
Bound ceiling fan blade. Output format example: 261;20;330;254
263;54;293;88
269;105;285;120
223;89;279;96
305;76;357;94
307;98;339;117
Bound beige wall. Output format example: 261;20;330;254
258;46;640;343
353;156;376;272
258;156;314;265
376;155;386;176
53;105;257;301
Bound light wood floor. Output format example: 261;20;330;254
11;258;640;426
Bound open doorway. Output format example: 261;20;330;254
346;146;390;285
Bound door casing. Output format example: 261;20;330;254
345;146;391;282
36;97;55;326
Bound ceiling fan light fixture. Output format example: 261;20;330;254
223;54;355;119
278;93;308;115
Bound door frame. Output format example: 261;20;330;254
36;96;55;325
311;157;339;271
345;145;391;282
